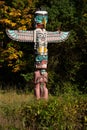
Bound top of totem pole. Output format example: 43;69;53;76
34;10;48;28
35;11;48;15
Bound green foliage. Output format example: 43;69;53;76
20;93;87;130
47;71;62;95
21;73;33;82
44;0;87;93
0;91;87;130
0;0;87;93
21;72;34;93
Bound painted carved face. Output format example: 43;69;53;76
36;59;48;69
37;33;46;44
34;11;48;27
35;14;48;24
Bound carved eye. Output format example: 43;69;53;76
35;15;43;23
38;33;43;38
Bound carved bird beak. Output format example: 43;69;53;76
42;18;46;28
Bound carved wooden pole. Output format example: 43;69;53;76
34;11;48;99
6;10;69;99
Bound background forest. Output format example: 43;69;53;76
0;0;87;94
0;0;87;130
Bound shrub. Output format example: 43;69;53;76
0;91;87;130
21;94;87;130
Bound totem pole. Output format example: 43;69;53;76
6;10;69;99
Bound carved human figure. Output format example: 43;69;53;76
34;69;48;99
34;28;48;55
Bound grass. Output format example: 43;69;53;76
0;90;34;130
0;90;34;105
0;89;87;130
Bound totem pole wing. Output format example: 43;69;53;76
6;30;34;42
47;31;69;43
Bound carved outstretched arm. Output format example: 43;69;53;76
47;31;70;43
6;29;69;43
6;29;34;42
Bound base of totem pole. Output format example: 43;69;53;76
34;84;48;100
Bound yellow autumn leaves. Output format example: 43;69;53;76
0;19;17;27
0;3;34;29
2;46;25;72
0;0;38;72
